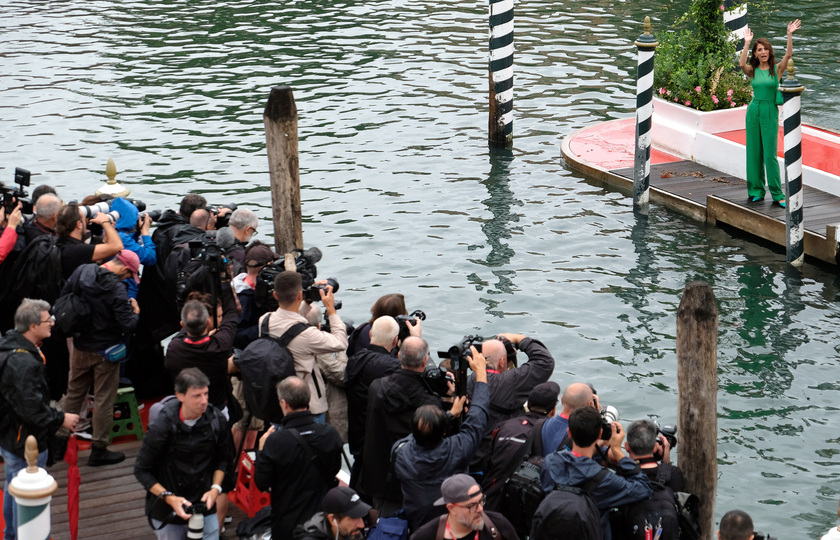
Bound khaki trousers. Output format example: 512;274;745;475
62;349;119;448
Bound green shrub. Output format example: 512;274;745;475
653;0;753;111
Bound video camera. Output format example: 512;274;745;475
207;203;237;229
437;335;483;397
255;246;340;310
396;310;425;342
1;168;33;215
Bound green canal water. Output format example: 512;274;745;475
2;0;840;536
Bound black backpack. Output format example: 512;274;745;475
493;417;548;538
612;465;680;540
530;468;610;540
234;315;307;423
52;288;92;336
0;235;63;310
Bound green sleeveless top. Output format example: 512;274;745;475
751;67;778;102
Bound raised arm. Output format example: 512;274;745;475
739;26;754;77
776;19;802;78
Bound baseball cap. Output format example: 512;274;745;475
527;381;561;412
434;474;480;505
116;250;141;283
322;487;371;519
245;242;279;268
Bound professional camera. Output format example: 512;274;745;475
207;203;237;229
78;197;161;224
1;168;33;215
437;335;483;397
422;363;451;398
255;246;340;310
396;310;426;342
653;420;678;449
497;335;518;368
753;533;776;540
600;405;619;440
184;501;208;540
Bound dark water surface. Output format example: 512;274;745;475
2;0;840;536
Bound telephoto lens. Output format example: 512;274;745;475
79;201;110;218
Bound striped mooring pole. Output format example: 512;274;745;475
488;0;514;146
723;0;748;55
7;436;58;540
780;59;806;268
633;16;658;211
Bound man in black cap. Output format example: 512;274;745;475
481;381;561;512
411;474;519;540
294;486;372;540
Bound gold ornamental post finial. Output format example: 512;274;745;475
106;157;118;185
24;435;39;474
644;16;652;36
787;58;796;79
635;16;658;48
95;157;130;198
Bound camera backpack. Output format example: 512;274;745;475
611;474;679;540
494;417;548;538
0;235;63;328
530;468;609;540
234;315;307;423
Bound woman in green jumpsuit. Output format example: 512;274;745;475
739;20;802;208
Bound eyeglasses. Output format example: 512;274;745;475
41;315;55;325
454;495;486;513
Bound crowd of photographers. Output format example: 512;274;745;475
0;179;777;540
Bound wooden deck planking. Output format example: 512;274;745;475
612;161;840;239
1;439;248;539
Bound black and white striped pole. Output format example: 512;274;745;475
780;59;805;269
488;0;514;146
633;16;658;211
8;437;57;539
723;0;748;55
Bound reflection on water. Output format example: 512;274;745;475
3;0;840;536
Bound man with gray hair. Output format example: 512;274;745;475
226;208;259;267
255;376;342;539
1;298;80;540
23;193;61;243
359;336;453;513
345;315;404;480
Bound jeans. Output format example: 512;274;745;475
2;447;48;540
311;412;326;424
151;515;220;540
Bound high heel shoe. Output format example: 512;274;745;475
750;196;763;203
775;199;787;208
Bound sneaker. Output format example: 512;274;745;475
87;446;125;467
74;425;93;440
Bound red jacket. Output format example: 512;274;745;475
0;227;17;265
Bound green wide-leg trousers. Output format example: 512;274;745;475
745;100;785;201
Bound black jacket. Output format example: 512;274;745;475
344;344;400;455
410;511;521;540
134;398;230;524
62;264;138;352
0;330;65;457
254;411;343;539
165;283;237;409
467;337;555;438
359;369;442;501
293;512;333;540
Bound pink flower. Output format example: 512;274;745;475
667;90;671;96
727;89;734;96
712;95;719;104
720;4;724;10
685;100;691;106
695;86;701;93
659;88;666;95
674;98;678;102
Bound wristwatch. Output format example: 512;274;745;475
158;490;173;500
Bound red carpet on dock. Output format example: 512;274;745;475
717;126;840;177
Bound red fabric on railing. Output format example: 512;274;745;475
64;437;80;540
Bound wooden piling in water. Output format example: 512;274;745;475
633;16;658;211
264;86;303;255
676;281;718;540
488;0;514;146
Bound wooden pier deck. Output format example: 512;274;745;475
561;119;840;266
0;440;249;539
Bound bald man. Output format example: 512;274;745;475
540;382;598;455
466;333;555;466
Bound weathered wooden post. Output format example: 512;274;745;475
7;436;58;539
264;86;303;255
676;281;718;540
780;59;806;269
488;0;514;146
723;0;748;55
95;158;130;198
633;17;658;211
